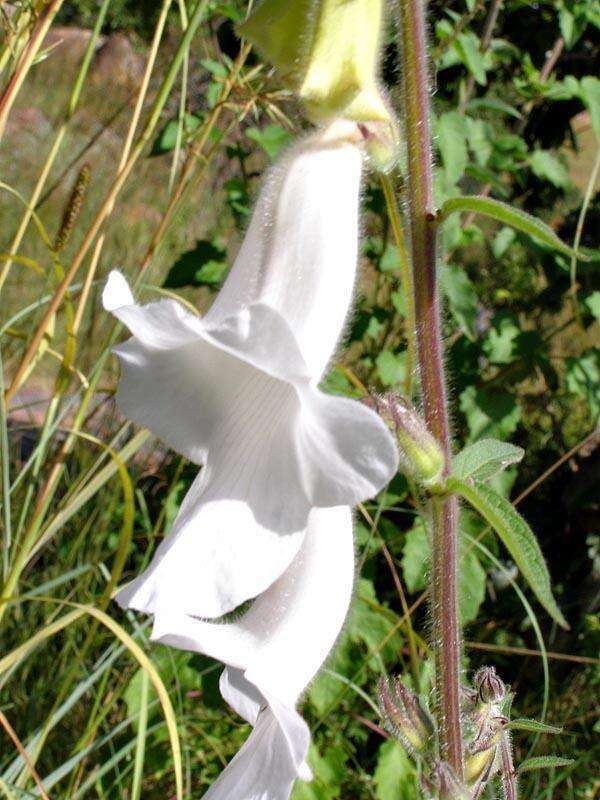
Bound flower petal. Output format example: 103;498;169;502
151;506;354;797
151;505;354;700
205;122;363;379
200;701;308;800
115;474;306;618
296;387;400;507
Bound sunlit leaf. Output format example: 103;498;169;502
440;196;580;257
459;386;521;443
373;740;418;800
518;755;574;773
530;150;571;189
452;438;524;482
508;718;562;734
449;478;568;628
246;124;292;160
440;263;479;340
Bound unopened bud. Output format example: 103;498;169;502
378;677;433;753
368;394;445;488
465;736;500;785
434;762;470;800
240;0;397;136
474;667;506;705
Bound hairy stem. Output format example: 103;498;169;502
397;0;463;775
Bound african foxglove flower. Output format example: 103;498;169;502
104;121;398;621
152;505;354;799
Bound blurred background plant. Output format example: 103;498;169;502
0;0;598;797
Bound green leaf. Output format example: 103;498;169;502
440;196;580;258
437;112;468;184
401;519;429;593
292;745;348;800
453;438;524;482
151;113;201;155
566;349;600;417
492;226;517;258
466;97;522;119
348;578;402;661
163;239;227;288
454;32;487;85
466;118;493;166
373;740;418;800
401;518;486;623
246;124;292;160
518;756;574;774
448;477;568;628
579;76;600;142
307;631;356;714
483;312;521;364
529;150;571;189
380;243;401;273
582;291;600;321
376;350;407;387
459;386;521;443
124;649;202;730
200;57;228;78
508;718;562;734
440;264;479;340
459;542;487;625
558;4;589;48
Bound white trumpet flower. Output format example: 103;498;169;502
152;505;354;800
104;121;398;621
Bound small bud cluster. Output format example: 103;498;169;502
378;666;517;800
365;394;446;490
379;677;434;754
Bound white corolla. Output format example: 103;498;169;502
105;121;397;620
105;120;398;798
152;505;354;799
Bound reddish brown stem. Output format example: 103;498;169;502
397;0;464;776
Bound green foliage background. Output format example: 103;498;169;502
0;0;598;798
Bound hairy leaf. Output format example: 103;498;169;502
452;438;524;482
508;718;562;734
449;478;568;628
373;740;418;800
440;196;580;257
518;756;574;774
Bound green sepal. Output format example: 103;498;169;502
239;0;392;124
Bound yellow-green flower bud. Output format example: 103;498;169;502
239;0;395;129
474;666;506;705
379;677;434;754
465;737;500;785
367;394;446;489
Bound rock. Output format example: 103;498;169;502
91;32;144;87
5;105;51;138
43;25;105;61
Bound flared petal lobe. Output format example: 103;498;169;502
151;506;355;800
105;274;397;618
